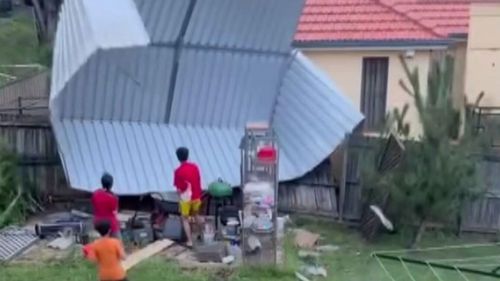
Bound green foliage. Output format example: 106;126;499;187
0;145;24;227
0;13;51;86
364;56;482;245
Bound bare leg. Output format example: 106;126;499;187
182;216;193;247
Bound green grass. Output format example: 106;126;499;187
0;12;50;86
290;217;500;281
3;218;500;281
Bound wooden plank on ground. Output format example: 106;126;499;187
163;244;187;259
123;239;174;271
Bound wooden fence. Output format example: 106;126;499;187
0;122;70;199
278;136;366;222
0;69;73;200
278;132;500;234
0;70;50;117
460;156;500;233
279;161;339;218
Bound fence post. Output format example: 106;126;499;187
339;134;349;222
18;97;22;115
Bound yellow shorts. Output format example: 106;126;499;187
179;199;201;217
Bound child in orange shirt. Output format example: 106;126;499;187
85;220;128;281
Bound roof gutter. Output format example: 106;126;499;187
293;39;452;51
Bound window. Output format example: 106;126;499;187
360;57;389;131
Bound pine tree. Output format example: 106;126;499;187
370;55;481;247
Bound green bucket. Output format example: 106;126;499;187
208;179;232;198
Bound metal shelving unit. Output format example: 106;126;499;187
240;122;279;265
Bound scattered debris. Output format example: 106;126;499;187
117;211;136;224
301;265;328;278
222;255;235;264
0;227;39;261
47;228;76;250
162;244;188;259
316;244;340;252
123;239;174;271
298;250;321;258
179;259;232;270
294;229;320;249
295;272;311;281
247;235;262;252
370;205;394;232
195;242;226;263
47;236;74;250
35;221;85;238
70;209;92;219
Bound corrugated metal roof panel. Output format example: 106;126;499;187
184;0;305;53
170;49;286;127
53;53;364;194
50;0;95;104
51;0;364;195
273;52;364;180
50;0;150;116
133;0;190;44
54;47;175;122
54;120;243;194
82;0;150;49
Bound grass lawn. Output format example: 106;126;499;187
0;10;50;86
4;217;500;281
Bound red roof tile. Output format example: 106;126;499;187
295;0;470;45
382;0;469;36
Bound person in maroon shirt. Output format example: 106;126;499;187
92;173;121;239
174;147;203;247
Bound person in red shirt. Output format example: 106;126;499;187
92;173;121;239
174;147;203;247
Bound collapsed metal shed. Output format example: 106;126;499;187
50;0;364;194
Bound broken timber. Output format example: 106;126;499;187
123;239;174;271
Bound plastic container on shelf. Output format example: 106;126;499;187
208;179;232;197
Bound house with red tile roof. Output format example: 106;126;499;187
294;0;496;136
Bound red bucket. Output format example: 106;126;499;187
257;146;277;163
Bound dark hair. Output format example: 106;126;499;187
101;173;113;191
176;147;189;162
95;219;111;237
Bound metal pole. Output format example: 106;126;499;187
18;97;22;115
339;134;349;222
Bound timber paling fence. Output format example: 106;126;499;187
0;121;71;199
281;133;500;234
